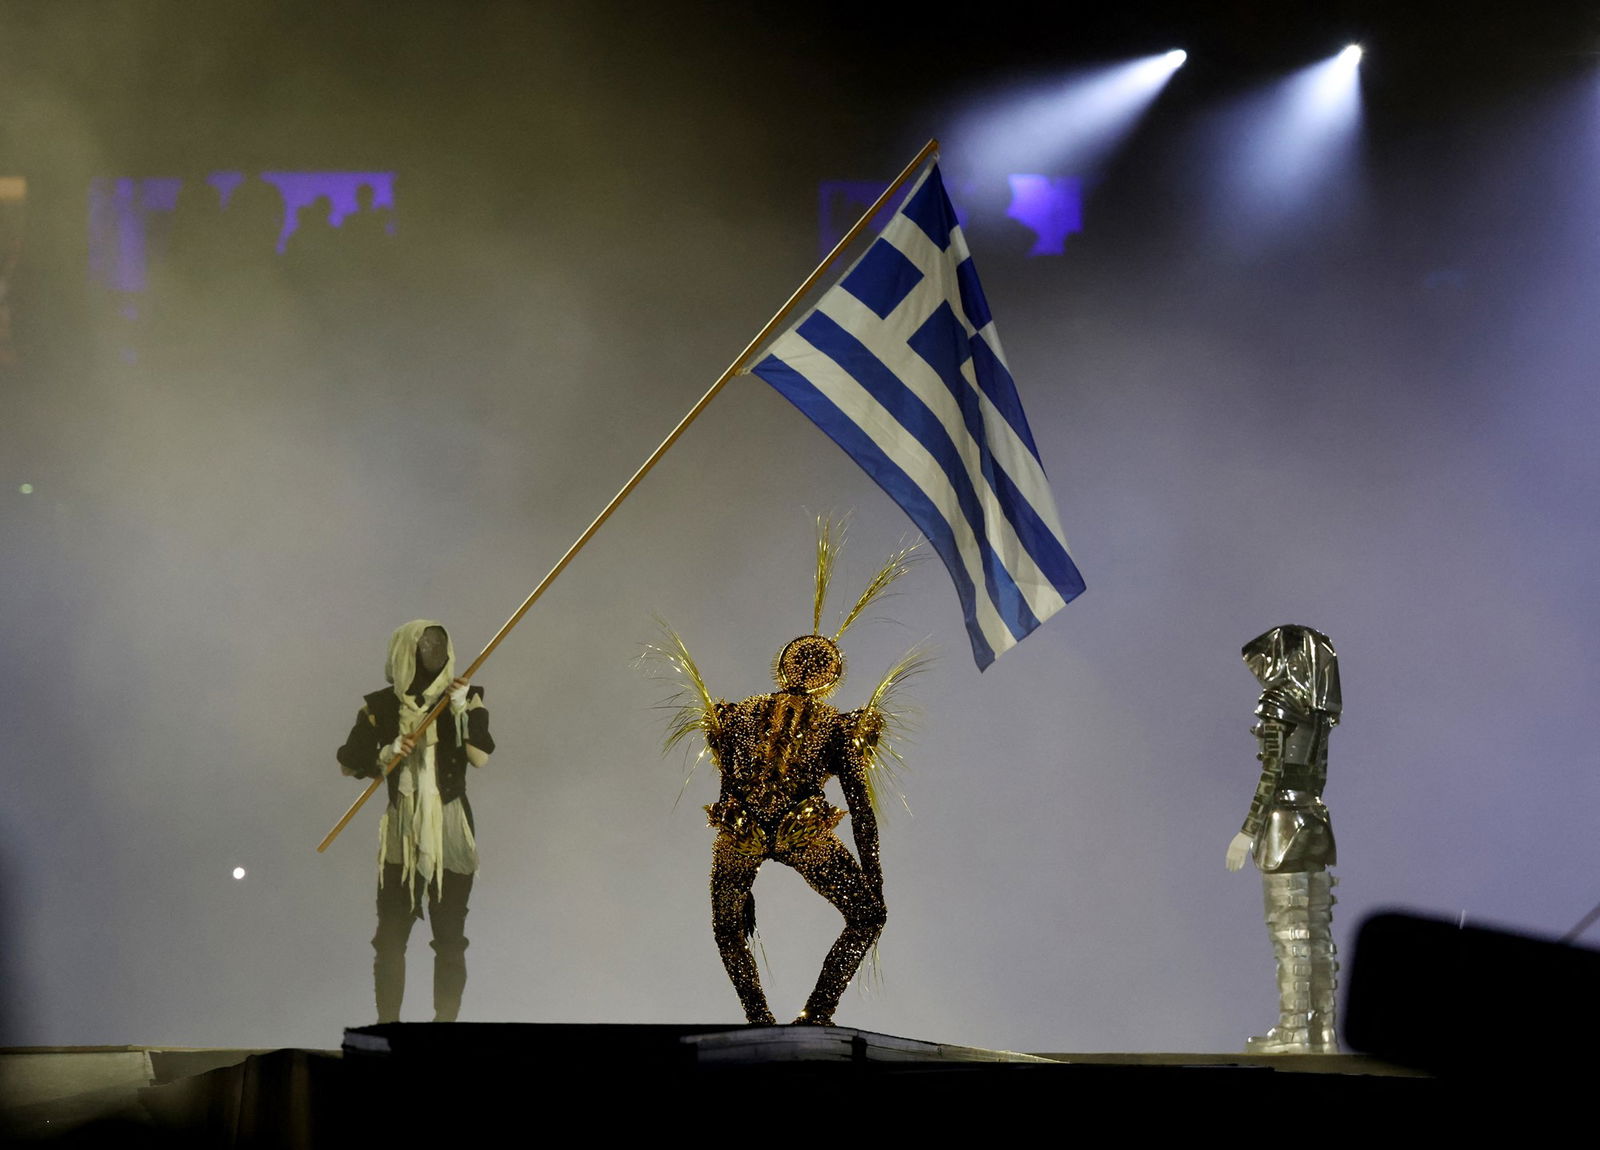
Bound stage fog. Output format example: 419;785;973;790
2;2;1596;1053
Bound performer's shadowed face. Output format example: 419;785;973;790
416;626;448;678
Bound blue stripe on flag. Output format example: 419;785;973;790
907;304;1081;600
842;238;925;320
794;309;1040;643
986;453;1086;601
970;334;1042;463
955;257;992;330
901;169;956;250
753;352;999;668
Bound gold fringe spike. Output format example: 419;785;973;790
638;621;724;809
638;620;722;758
856;942;885;998
834;541;921;640
852;641;936;821
813;513;845;635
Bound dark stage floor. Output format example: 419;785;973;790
3;1023;1509;1144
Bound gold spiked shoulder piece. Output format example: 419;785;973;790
644;515;932;815
848;642;935;821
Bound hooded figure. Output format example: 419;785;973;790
1225;624;1340;1054
337;620;495;1023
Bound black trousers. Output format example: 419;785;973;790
372;863;474;1022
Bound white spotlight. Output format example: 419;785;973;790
1216;45;1366;234
232;866;247;880
954;51;1188;175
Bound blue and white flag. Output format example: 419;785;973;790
748;160;1085;669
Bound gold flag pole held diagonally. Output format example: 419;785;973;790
316;137;942;853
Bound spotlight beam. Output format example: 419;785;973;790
953;51;1187;178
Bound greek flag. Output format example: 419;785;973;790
749;161;1085;669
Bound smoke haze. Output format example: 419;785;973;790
2;1;1596;1053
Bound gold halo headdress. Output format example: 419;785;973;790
772;515;919;698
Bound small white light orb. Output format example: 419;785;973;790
19;483;32;494
1166;49;1187;67
232;866;247;880
1340;44;1363;65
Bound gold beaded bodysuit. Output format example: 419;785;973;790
648;522;925;1026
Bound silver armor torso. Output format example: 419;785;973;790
1241;628;1339;874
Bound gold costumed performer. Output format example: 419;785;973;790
648;522;928;1025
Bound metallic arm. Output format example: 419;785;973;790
1240;717;1288;838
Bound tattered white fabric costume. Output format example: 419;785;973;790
375;619;481;906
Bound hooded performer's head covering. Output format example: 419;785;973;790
1242;624;1341;722
385;619;455;706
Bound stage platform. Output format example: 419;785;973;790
0;1024;1508;1144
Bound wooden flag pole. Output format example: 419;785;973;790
317;138;941;853
1563;900;1600;943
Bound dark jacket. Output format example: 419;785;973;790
337;686;494;813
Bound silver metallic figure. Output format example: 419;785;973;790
1225;625;1341;1054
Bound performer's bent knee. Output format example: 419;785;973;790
849;897;887;933
371;927;410;950
713;920;751;948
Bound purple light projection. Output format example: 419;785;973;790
86;171;397;364
86;177;183;293
1005;175;1085;256
206;171;246;209
820;174;1083;259
88;171;398;294
257;171;396;252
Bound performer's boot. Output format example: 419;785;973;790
432;939;468;1023
429;871;473;1023
1247;870;1339;1053
794;897;886;1026
1303;871;1340;1051
373;952;404;1024
372;871;416;1024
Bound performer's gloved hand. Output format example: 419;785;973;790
380;734;417;766
1225;831;1253;872
448;677;471;715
